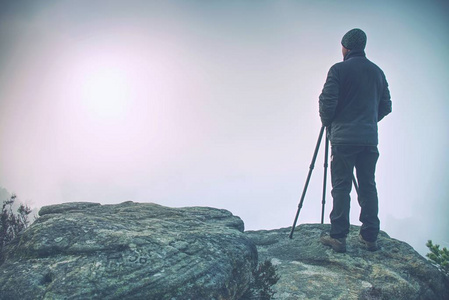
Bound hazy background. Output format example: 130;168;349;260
0;0;448;256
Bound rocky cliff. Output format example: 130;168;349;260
0;202;447;299
246;225;449;299
0;202;257;300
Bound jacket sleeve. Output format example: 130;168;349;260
378;75;392;122
319;66;339;127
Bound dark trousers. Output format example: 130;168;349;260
329;145;380;242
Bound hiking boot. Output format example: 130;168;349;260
320;233;346;253
359;234;379;251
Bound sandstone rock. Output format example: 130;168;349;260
2;202;447;300
245;224;449;300
0;202;257;300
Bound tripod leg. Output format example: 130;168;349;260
352;174;359;195
289;126;325;239
320;132;329;224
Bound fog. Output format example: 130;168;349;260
1;0;448;256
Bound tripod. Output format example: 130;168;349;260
288;126;359;239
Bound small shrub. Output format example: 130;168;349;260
0;194;32;251
426;240;449;277
242;259;280;300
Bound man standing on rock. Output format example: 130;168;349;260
319;28;392;253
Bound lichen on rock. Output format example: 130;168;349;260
1;202;448;300
245;224;449;300
0;201;257;300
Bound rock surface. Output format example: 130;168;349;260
1;202;448;300
0;202;257;300
246;224;449;300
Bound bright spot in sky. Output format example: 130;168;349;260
80;65;131;119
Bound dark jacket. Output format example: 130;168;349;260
319;50;392;145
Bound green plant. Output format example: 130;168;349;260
0;194;32;251
426;240;449;277
242;259;280;300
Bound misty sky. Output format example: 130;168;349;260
0;0;448;256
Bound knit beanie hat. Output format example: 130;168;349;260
341;28;367;50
